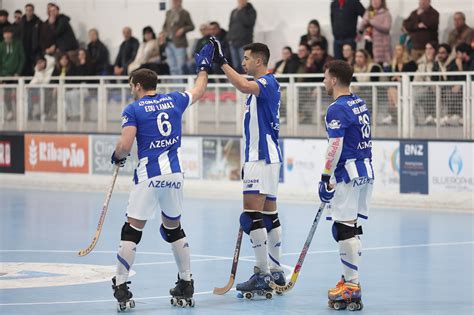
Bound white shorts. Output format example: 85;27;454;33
242;160;281;199
326;177;374;222
126;173;183;221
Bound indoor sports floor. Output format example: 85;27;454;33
1;188;473;315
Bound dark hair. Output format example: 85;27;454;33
25;3;35;10
311;41;326;51
36;55;46;63
129;68;158;91
456;43;471;55
209;21;220;28
2;26;14;34
426;41;438;51
14;10;22;15
356;49;370;60
0;10;8;17
283;46;293;54
307;19;321;37
48;3;59;10
299;43;310;51
142;26;156;42
437;43;452;55
324;60;354;86
243;43;270;66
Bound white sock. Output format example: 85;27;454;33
339;236;361;284
171;237;191;281
115;240;136;285
249;228;270;274
267;226;282;271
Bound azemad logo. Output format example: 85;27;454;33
448;147;463;175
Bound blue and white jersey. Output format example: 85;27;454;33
121;91;192;184
243;73;282;164
325;93;374;183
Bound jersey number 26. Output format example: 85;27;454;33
358;113;371;139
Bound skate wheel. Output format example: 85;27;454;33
276;291;283;296
188;298;195;307
328;301;335;309
178;298;187;308
265;292;273;299
117;303;127;312
127;299;135;309
333;301;345;310
348;302;358;311
244;292;253;300
358;302;363;310
170;297;178;306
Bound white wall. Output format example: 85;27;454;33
3;0;473;66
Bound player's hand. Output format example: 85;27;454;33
318;175;335;203
111;151;127;167
209;36;228;66
194;42;214;73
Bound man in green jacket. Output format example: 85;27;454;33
0;27;25;120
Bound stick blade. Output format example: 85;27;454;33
269;280;294;293
213;276;235;295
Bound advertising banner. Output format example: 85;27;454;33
371;141;399;193
400;140;429;194
0;135;25;174
90;135;138;176
25;134;89;173
429;142;473;193
202;137;241;180
180;137;202;179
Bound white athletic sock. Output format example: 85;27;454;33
339;236;361;284
116;240;136;285
171;237;191;281
249;228;270;274
267;226;282;271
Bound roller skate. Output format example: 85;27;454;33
236;266;274;300
271;269;285;295
112;277;135;312
327;278;363;311
170;275;195;308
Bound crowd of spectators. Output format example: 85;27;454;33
0;0;473;124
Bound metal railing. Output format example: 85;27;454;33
0;72;473;139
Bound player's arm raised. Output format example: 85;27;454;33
210;37;260;96
188;43;214;105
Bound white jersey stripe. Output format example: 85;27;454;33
266;134;280;164
158;151;172;175
364;159;373;179
344;159;359;179
137;157;149;182
248;96;260;161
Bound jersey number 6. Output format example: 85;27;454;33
157;112;172;136
358;113;370;139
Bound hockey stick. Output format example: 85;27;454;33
78;165;120;257
269;202;326;293
213;226;243;295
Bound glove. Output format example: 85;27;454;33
318;175;335;203
111;151;127;167
194;42;214;73
209;36;228;66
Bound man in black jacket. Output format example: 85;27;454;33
87;28;110;75
19;4;41;75
113;27;139;76
227;0;257;73
330;0;365;60
47;3;79;63
0;10;11;42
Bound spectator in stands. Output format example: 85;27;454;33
30;54;56;84
0;10;11;42
29;54;56;119
186;23;211;74
296;43;310;75
342;43;355;65
12;10;22;39
447;12;474;49
383;44;417;125
53;53;81;119
274;46;300;76
330;0;365;60
39;6;55;56
227;0;257;73
209;21;230;74
87;28;110;75
76;48;94;76
432;43;453;81
162;0;195;75
305;42;334;79
128;26;161;74
358;0;391;66
47;3;79;64
0;27;25;121
19;4;41;76
299;19;328;51
414;42;437;125
52;52;76;78
113;27;139;76
402;0;439;61
353;49;383;82
448;43;474;73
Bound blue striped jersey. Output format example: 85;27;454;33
243;73;282;164
121;92;192;184
325;93;374;183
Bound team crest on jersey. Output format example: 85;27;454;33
121;115;129;126
257;78;268;87
328;119;341;129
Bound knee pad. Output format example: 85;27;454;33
240;211;265;235
160;224;186;243
332;222;363;242
262;212;281;232
121;222;143;244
